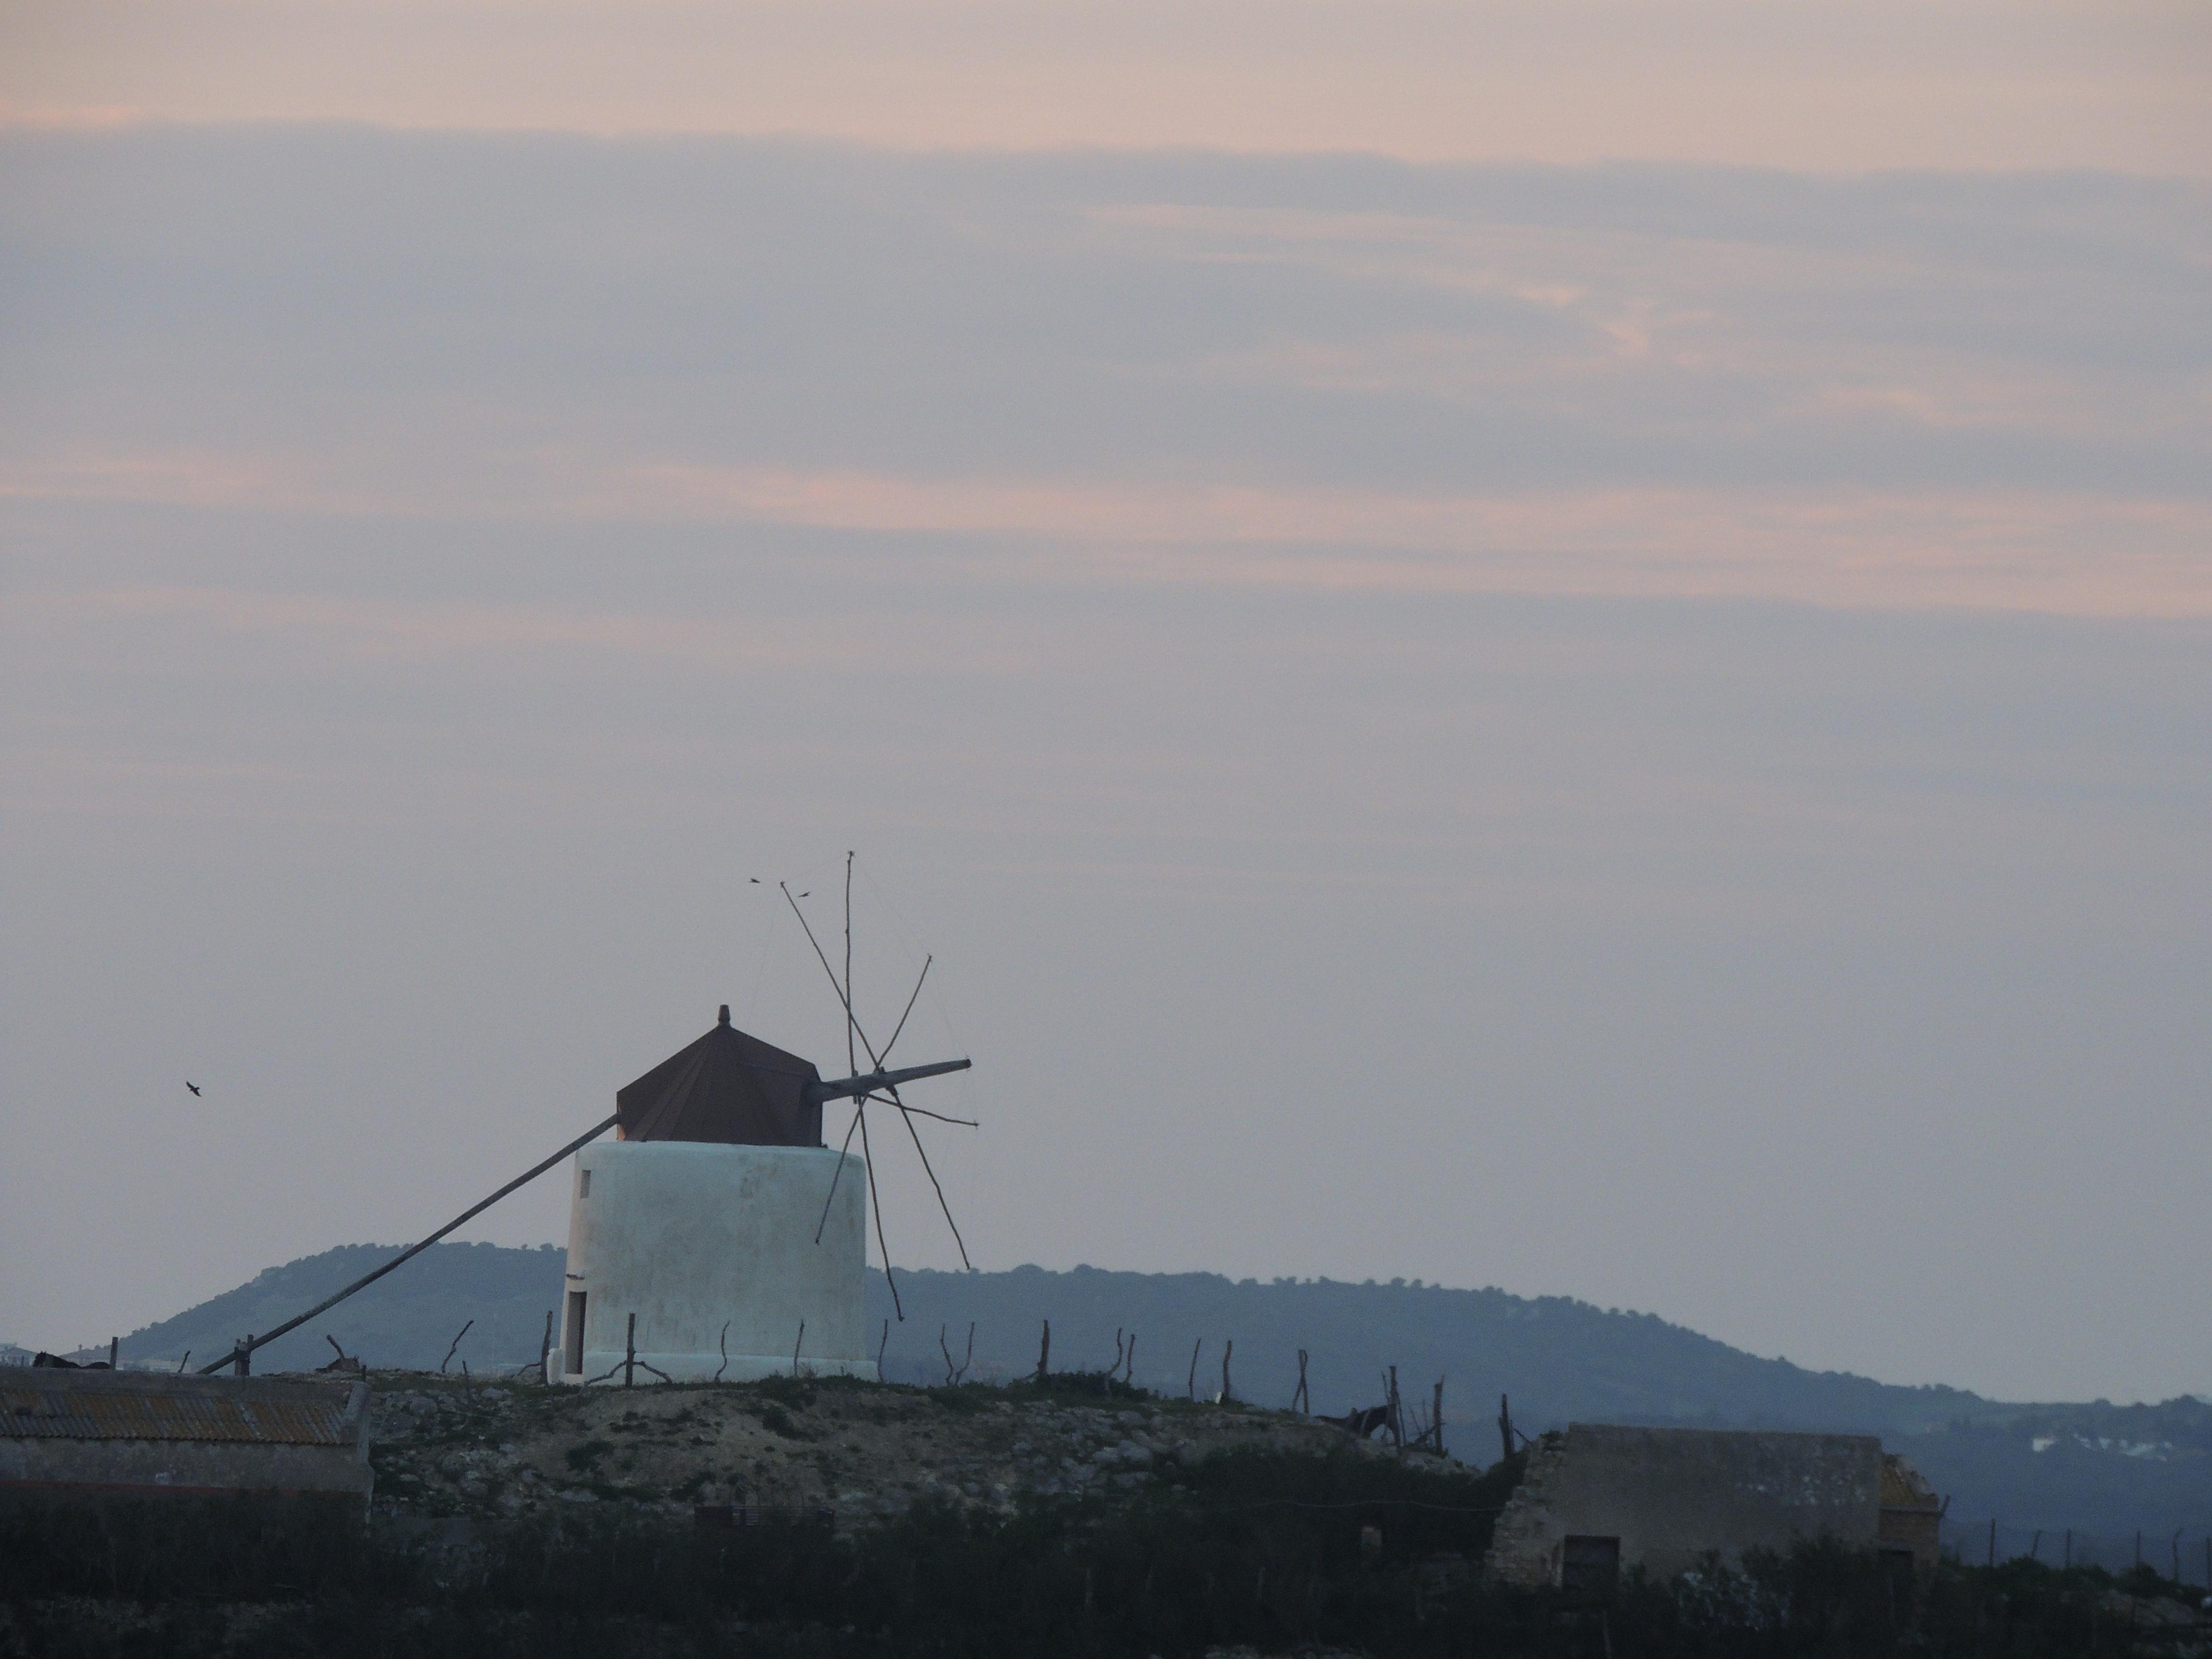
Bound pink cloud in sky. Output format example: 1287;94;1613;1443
8;449;2205;621
2;0;2207;174
0;582;1043;677
4;132;2202;630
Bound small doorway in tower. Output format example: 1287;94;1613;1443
564;1291;587;1376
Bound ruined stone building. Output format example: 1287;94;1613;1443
1485;1423;1944;1589
0;1368;373;1508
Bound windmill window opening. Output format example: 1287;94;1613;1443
580;1169;591;1198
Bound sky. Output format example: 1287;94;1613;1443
1;3;2208;1405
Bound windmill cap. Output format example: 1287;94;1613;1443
718;1004;731;1025
618;1009;823;1145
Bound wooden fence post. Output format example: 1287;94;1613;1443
1188;1337;1201;1400
624;1313;637;1388
1221;1339;1233;1403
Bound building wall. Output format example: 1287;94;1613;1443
0;1435;374;1502
1877;1453;1944;1569
1486;1424;1886;1586
554;1141;868;1385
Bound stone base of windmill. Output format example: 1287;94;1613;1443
549;1142;872;1387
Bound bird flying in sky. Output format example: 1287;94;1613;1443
185;1082;201;1096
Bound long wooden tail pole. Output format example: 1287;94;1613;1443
198;1115;617;1376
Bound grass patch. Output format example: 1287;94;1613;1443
754;1404;807;1440
564;1440;613;1473
745;1375;817;1409
1012;1370;1152;1407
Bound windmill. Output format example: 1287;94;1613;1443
544;855;975;1384
190;855;974;1384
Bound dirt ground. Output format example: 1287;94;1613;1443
357;1370;1395;1526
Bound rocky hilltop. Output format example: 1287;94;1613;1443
364;1369;1400;1526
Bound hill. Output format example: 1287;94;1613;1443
86;1245;2212;1548
876;1264;1986;1432
100;1248;1983;1431
104;1242;565;1380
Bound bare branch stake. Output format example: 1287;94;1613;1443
440;1319;474;1374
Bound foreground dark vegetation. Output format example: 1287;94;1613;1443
5;1428;2205;1658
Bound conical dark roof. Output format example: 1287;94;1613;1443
615;1006;825;1146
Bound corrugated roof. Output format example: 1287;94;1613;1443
617;1005;825;1147
0;1372;362;1446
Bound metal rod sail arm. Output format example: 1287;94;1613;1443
807;1057;970;1106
